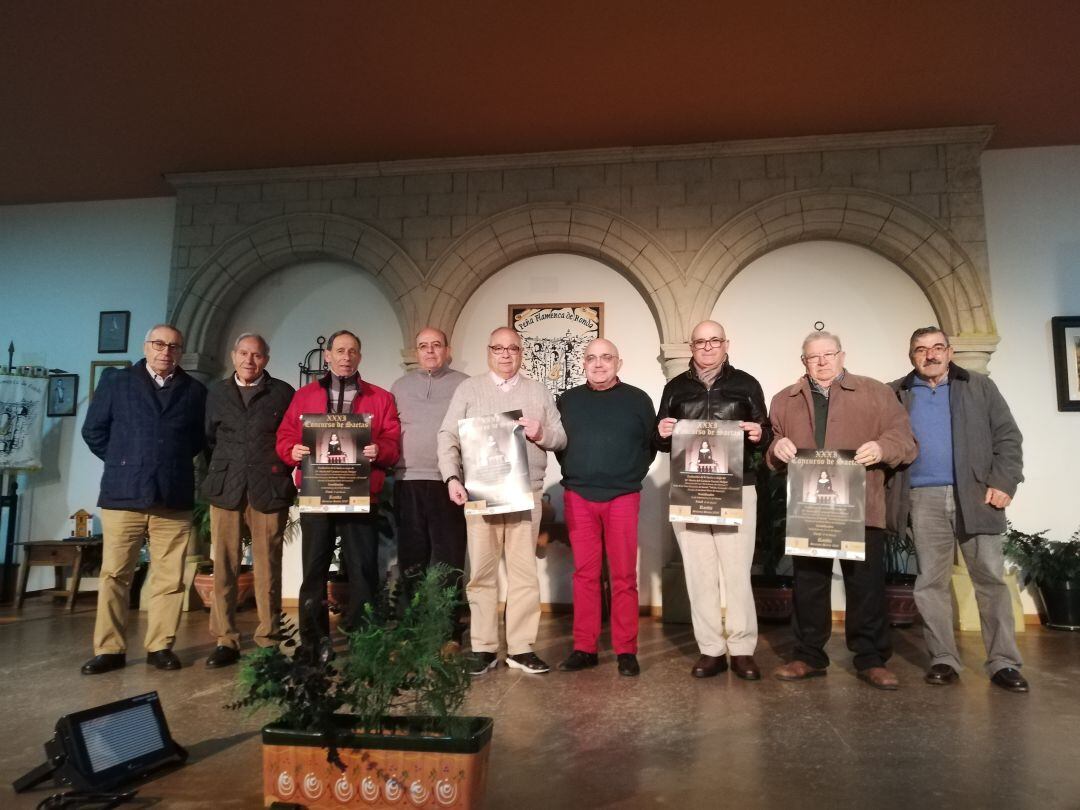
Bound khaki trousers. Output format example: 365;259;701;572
209;501;287;649
95;507;192;655
465;500;542;656
673;485;758;657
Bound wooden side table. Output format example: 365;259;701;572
15;538;103;612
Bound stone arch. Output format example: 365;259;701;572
424;204;686;346
170;213;425;376
685;189;996;354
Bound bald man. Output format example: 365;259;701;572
655;320;771;681
555;339;655;676
438;327;566;675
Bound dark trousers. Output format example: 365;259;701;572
299;510;379;646
395;480;468;609
791;527;892;671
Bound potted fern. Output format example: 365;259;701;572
1004;525;1080;630
230;564;493;808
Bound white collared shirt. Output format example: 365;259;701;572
234;372;266;388
490;371;520;393
146;364;175;388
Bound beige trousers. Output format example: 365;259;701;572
465;500;542;656
209;501;287;649
95;507;192;655
673;485;759;657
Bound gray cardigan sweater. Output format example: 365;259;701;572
437;373;567;489
391;364;468;481
887;363;1024;536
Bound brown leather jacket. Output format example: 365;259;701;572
766;371;917;530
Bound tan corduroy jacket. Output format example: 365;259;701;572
766;371;917;530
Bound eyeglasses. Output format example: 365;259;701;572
690;337;727;350
802;351;841;364
488;345;522;355
912;344;949;358
146;340;183;353
417;341;445;351
585;353;617;364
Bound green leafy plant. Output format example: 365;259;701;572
753;466;792;579
1004;524;1080;586
884;529;918;581
228;563;471;767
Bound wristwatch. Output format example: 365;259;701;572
445;475;462;485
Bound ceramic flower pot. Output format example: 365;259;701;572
262;715;494;808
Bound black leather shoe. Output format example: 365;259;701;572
206;645;241;668
467;651;498;676
730;655;762;681
924;663;959;685
558;650;599;671
991;667;1029;693
146;649;182;670
81;653;126;675
617;654;640;677
691;654;728;678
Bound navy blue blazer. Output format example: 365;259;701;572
82;359;208;510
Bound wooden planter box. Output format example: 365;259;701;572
262;716;494;808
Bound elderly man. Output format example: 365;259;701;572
889;327;1027;692
555;339;655;677
276;329;400;654
390;327;468;628
80;324;207;674
768;331;917;690
438;326;566;675
203;333;296;668
655;320;771;681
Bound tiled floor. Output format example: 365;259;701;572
2;597;1078;808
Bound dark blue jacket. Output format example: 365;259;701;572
82;359;207;510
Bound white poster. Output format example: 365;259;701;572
0;375;47;470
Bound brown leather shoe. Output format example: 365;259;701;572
730;655;761;681
773;660;827;681
691;654;728;678
857;666;899;690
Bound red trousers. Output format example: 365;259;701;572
563;490;641;654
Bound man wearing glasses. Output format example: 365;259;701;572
80;324;207;674
555;339;656;677
888;327;1027;692
390;327;469;636
768;331;916;690
437;327;566;675
654;320;771;681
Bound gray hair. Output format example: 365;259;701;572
908;326;950;353
233;332;270;354
801;330;842;357
327;329;361;351
144;324;184;344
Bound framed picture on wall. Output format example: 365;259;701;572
90;360;131;399
508;302;603;400
97;310;131;353
47;373;79;417
1052;316;1080;412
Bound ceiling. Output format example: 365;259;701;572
3;1;1079;205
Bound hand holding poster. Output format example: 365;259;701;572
668;419;744;526
785;449;866;560
459;410;534;516
298;412;372;513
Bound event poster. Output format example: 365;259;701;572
298;412;372;513
785;449;866;560
459;409;534;516
668;419;744;526
0;375;46;470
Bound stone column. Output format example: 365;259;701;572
400;348;419;373
950;334;999;376
180;351;223;384
660;343;691;380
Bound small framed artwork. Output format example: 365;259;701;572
90;360;131;399
98;310;131;354
47;374;79;417
1051;316;1080;412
